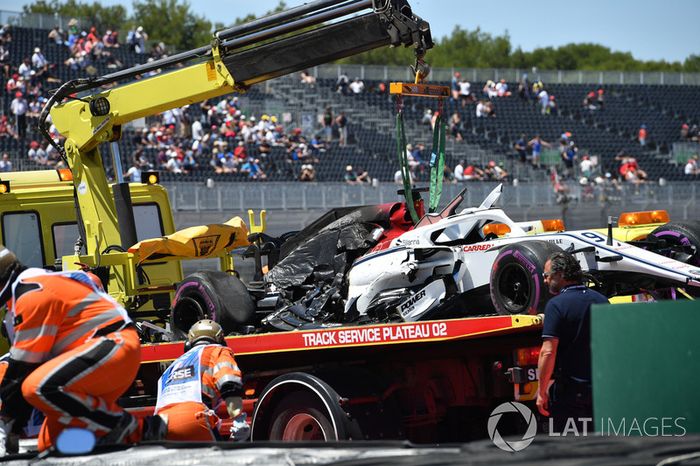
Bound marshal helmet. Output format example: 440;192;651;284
187;319;225;347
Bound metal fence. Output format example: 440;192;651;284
0;10;76;30
313;65;700;86
164;181;700;220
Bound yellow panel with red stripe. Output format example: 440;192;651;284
389;82;450;98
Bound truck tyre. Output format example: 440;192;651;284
269;391;337;441
251;372;361;441
171;271;254;336
648;221;700;267
490;241;562;315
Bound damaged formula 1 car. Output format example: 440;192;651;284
171;186;700;334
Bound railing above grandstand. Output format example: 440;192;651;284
0;9;75;31
312;64;700;87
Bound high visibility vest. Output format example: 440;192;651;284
155;345;206;413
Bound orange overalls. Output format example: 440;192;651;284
155;344;242;441
0;268;142;451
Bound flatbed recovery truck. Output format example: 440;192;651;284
128;315;543;442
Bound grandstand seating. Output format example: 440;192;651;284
1;26;699;183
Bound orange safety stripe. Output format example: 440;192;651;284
200;346;242;402
11;274;127;363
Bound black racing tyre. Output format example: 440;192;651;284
648;221;700;267
171;271;254;336
490;241;562;315
268;391;338;441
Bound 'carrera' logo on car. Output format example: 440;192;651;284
463;244;493;252
400;290;427;313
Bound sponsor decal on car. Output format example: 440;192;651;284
463;243;493;252
399;289;427;317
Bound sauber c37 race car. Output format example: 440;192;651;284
172;186;700;334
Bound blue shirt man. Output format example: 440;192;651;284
537;251;608;433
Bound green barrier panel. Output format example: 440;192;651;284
674;149;695;164
592;300;700;435
540;149;561;166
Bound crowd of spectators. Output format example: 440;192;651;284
0;21;697;185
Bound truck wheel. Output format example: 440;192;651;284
269;392;337;441
251;372;361;442
171;271;254;336
648;221;700;266
490;241;562;315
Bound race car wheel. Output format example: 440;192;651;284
171;271;254;336
490;241;562;315
647;221;700;267
269;391;337;441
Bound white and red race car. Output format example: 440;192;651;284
344;184;700;322
174;185;700;333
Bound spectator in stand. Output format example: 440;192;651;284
458;78;472;106
344;165;358;184
496;79;510;97
124;159;143;183
483;80;498;99
47;27;65;45
300;70;316;86
485;160;507;181
528;135;551;169
10;92;27;139
538;88;549;114
517;74;531;102
546;95;558;115
514;134;528;163
449;112;463;141
0;152;11;172
638;124;647;146
475;100;487;118
0;44;9;78
165;151;183;174
335;112;348;146
579;154;595;179
134;26;148;54
0;115;15;139
684;155;699;176
583;90;597;110
356;167;371;184
299;164;316;182
322;107;333;142
349;77;365;94
484;100;496;117
596;88;605;110
464;163;484;181
421;108;432;125
681;123;690;139
32;47;48;74
18;57;34;82
28;140;48;165
454;160;466;181
560;141;578;179
336;71;350;95
241;158;266;180
221;152;238;174
451;71;461;101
